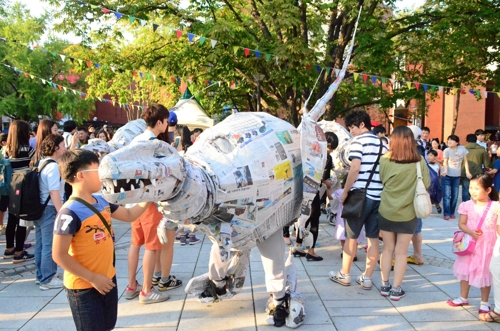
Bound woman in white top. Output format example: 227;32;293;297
442;135;471;220
35;134;67;290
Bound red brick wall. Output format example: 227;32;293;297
426;92;444;142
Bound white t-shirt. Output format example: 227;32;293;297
39;158;64;206
130;130;156;145
62;132;73;149
444;146;468;177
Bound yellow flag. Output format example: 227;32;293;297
353;73;359;81
453;88;458;95
497;92;500;98
406;82;412;89
233;46;239;54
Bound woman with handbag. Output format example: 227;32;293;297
378;126;430;301
447;174;498;316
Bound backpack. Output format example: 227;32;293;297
0;158;13;196
427;163;443;203
9;159;57;220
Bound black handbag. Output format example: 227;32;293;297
341;140;384;219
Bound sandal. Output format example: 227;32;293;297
446;297;469;307
407;255;424;265
479;310;500;322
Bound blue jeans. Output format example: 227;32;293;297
66;276;118;331
442;176;460;217
461;178;470;203
34;205;58;284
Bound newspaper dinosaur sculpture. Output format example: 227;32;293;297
92;8;362;328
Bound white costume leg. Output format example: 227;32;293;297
208;241;231;283
257;230;286;299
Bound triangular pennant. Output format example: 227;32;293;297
60;54;66;61
469;89;475;95
476;89;481;97
103;65;108;70
497;92;500;98
430;85;436;92
41;79;46;85
111;66;116;72
381;77;387;84
153;74;156;81
233;46;239;54
69;57;75;64
211;39;217;48
275;56;278;64
243;48;250;57
95;63;100;69
63;86;67;92
326;67;331;75
81;93;86;98
484;92;488;98
115;12;122;20
51;52;57;57
139;72;144;78
389;78;395;84
102;8;111;14
146;73;151;79
452;87;458;94
306;64;311;70
72;89;77;95
199;37;206;46
406;82;412;89
140;19;146;26
414;82;420;90
132;71;137;76
29;75;34;79
170;77;176;83
153;24;159;32
423;84;428;92
188;33;194;42
255;51;261;59
265;54;271;61
176;30;182;38
52;83;57;89
315;65;321;73
363;74;368;83
129;16;135;24
23;72;29;78
58;85;63;91
86;61;92;69
438;86;443;92
90;4;98;9
78;59;83;66
353;73;359;81
371;76;377;84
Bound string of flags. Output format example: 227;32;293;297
61;1;500;99
1;63;147;111
2;37;244;93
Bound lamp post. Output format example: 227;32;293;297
253;73;265;112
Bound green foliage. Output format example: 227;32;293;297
0;1;93;123
41;0;500;125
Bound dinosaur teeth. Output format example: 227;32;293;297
113;180;118;186
151;178;157;187
130;184;135;190
126;179;130;183
139;181;144;188
120;187;125;192
136;179;140;184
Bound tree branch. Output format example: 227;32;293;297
250;0;271;38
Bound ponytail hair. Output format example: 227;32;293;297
471;174;499;201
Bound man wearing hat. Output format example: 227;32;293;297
167;111;178;143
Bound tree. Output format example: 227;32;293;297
0;2;94;122
45;0;500;126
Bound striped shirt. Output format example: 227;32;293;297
349;132;388;200
5;146;35;173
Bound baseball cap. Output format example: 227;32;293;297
168;111;178;126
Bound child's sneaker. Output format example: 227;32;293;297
328;214;336;226
389;287;405;301
380;283;392;297
39;277;63;291
12;251;34;264
189;234;201;245
180;235;187;246
125;281;142;300
356;274;372;290
329;270;351;286
139;287;170;304
152;275;160;286
158;276;182;291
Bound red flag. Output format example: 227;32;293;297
23;72;29;78
306;63;311;70
176;30;182;38
244;48;250;57
102;8;111;14
132;71;137;76
170;77;175;83
86;61;92;68
363;74;368;83
57;85;63;91
414;82;420;90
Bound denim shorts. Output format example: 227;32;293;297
344;197;380;239
414;218;423;234
66;276;118;331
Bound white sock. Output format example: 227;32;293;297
480;301;490;310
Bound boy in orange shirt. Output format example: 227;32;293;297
52;150;151;331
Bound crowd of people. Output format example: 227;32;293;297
3;107;500;329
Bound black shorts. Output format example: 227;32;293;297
0;195;8;212
344;198;380;239
378;214;418;234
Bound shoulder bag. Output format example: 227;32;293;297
341;140;384;219
414;160;432;219
452;200;491;256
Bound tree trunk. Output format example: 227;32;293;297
451;92;461;135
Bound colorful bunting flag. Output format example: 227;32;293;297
211;40;217;48
233;46;239;54
406;82;412;89
86;61;92;69
115;12;122;20
188;33;194;42
60;54;66;62
176;30;182;38
140;20;146;27
363;74;368;83
353;73;359;81
199;37;206;46
243;48;250;57
255;51;261;59
414;82;420;90
153;24;159;32
265;54;271;61
129;16;135;24
371;76;377;84
315;65;321;73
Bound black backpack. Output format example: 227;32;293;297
9;159;57;220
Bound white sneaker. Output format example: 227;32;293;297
40;277;64;291
356;274;372;290
139;287;170;304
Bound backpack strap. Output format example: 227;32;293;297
68;196;115;265
38;159;58;207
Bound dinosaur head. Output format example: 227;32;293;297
99;140;186;204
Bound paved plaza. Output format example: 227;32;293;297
1;210;500;331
